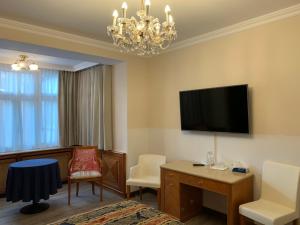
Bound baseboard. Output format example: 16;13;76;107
102;183;127;198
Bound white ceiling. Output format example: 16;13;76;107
0;49;98;71
0;0;299;43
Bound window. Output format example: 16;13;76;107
0;64;59;152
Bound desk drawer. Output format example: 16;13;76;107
164;170;179;182
181;174;229;195
161;169;180;218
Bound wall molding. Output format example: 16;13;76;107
0;17;118;52
0;3;300;56
72;62;99;71
165;3;300;53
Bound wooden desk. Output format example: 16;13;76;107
160;161;253;225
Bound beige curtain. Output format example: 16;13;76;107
58;71;78;146
58;65;112;150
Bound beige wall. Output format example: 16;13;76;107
148;14;300;135
146;14;300;213
112;62;128;153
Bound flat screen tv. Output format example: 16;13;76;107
179;84;249;133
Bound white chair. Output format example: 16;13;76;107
126;154;166;208
239;161;300;225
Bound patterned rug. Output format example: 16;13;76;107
48;200;184;225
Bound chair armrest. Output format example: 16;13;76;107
129;165;141;179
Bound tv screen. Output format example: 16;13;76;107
179;85;249;133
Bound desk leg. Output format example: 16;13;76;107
228;178;253;225
157;188;161;210
227;197;238;225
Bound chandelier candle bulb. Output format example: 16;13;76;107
165;5;171;23
29;64;38;71
11;64;20;71
121;2;128;18
145;0;150;16
140;0;145;10
19;62;26;69
112;10;119;26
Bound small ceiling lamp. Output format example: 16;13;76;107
11;55;39;71
107;0;177;56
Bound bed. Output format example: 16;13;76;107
48;200;184;225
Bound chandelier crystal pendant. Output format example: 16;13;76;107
11;55;39;71
107;0;177;56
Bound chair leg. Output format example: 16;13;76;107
157;188;161;210
139;187;143;200
92;182;95;195
68;178;71;205
76;182;79;197
126;185;131;200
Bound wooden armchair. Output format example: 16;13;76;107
68;146;103;205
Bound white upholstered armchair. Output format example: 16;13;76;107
126;154;166;208
240;161;300;225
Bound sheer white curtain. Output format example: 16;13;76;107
0;64;59;153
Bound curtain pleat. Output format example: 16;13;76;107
58;71;78;146
58;65;112;150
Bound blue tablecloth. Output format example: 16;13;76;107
6;158;62;203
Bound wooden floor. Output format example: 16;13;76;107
0;183;226;225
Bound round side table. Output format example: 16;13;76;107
6;158;62;214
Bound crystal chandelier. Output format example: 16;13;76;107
11;55;39;71
107;0;177;56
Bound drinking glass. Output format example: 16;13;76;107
207;151;215;167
